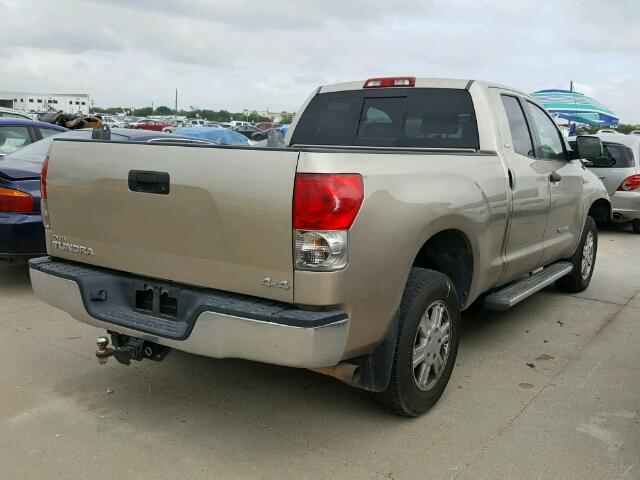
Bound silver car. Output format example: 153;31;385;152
573;134;640;233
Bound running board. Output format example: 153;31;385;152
484;262;573;311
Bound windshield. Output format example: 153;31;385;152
290;88;479;149
2;135;55;163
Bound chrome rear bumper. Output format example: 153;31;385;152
29;259;348;369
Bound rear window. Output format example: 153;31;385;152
569;141;635;168
291;88;479;149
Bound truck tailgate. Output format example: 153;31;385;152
45;140;299;302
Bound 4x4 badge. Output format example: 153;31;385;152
260;277;291;290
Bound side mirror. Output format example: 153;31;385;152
580;159;594;168
251;132;267;141
576;136;603;159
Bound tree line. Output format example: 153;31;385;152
90;105;294;124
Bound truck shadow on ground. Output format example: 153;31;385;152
47;298;543;443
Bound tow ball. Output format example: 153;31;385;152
96;334;171;366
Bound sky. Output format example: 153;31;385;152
2;0;639;121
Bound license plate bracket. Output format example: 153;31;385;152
134;281;180;320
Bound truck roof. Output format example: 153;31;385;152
318;77;530;98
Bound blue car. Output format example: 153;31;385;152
173;127;251;146
0;118;68;157
0;128;215;261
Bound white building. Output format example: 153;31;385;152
0;91;91;115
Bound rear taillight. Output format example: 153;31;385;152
40;156;50;227
293;173;363;230
293;173;364;271
0;187;34;213
41;155;49;200
618;174;640;191
364;77;416;88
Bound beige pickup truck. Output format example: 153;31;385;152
30;77;610;416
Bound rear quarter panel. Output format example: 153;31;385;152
294;150;510;357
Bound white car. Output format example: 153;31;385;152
184;119;206;128
0;107;36;120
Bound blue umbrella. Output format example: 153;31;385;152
531;90;619;127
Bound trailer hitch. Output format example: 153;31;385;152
96;333;170;366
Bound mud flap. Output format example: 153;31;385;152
344;311;400;392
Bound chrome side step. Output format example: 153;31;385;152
484;262;573;311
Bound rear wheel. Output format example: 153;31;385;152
372;268;460;417
632;219;640;234
556;216;597;293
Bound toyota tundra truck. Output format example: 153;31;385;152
30;77;610;416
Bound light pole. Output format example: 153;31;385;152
243;109;249;122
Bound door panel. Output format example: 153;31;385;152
491;90;551;284
542;160;585;263
525;102;584;264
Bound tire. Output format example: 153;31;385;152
632;219;640;234
556;216;597;293
372;268;460;417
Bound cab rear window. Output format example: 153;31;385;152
291;88;479;149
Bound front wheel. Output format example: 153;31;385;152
632;219;640;234
372;268;460;417
556;216;597;293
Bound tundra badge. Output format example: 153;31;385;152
52;234;95;256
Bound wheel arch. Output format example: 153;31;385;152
410;229;474;308
588;197;612;222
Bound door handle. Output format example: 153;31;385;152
128;170;170;195
549;172;562;183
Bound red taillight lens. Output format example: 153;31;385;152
293;174;364;230
618;174;640;191
0;187;35;213
364;77;416;88
41;155;49;200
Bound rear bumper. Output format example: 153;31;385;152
0;213;45;258
611;191;640;220
29;257;349;368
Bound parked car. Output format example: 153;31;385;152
30;77;609;416
183;119;207;128
0;129;214;262
255;122;281;132
229;120;252;127
630;130;640;135
129;119;173;131
231;124;261;139
172;127;250;145
0;118;67;156
570;134;640;233
99;115;124;128
0;107;35;120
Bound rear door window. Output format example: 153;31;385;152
38;127;62;139
291;88;479;149
501;95;535;157
0;126;32;154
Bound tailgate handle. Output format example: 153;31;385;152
128;170;170;195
